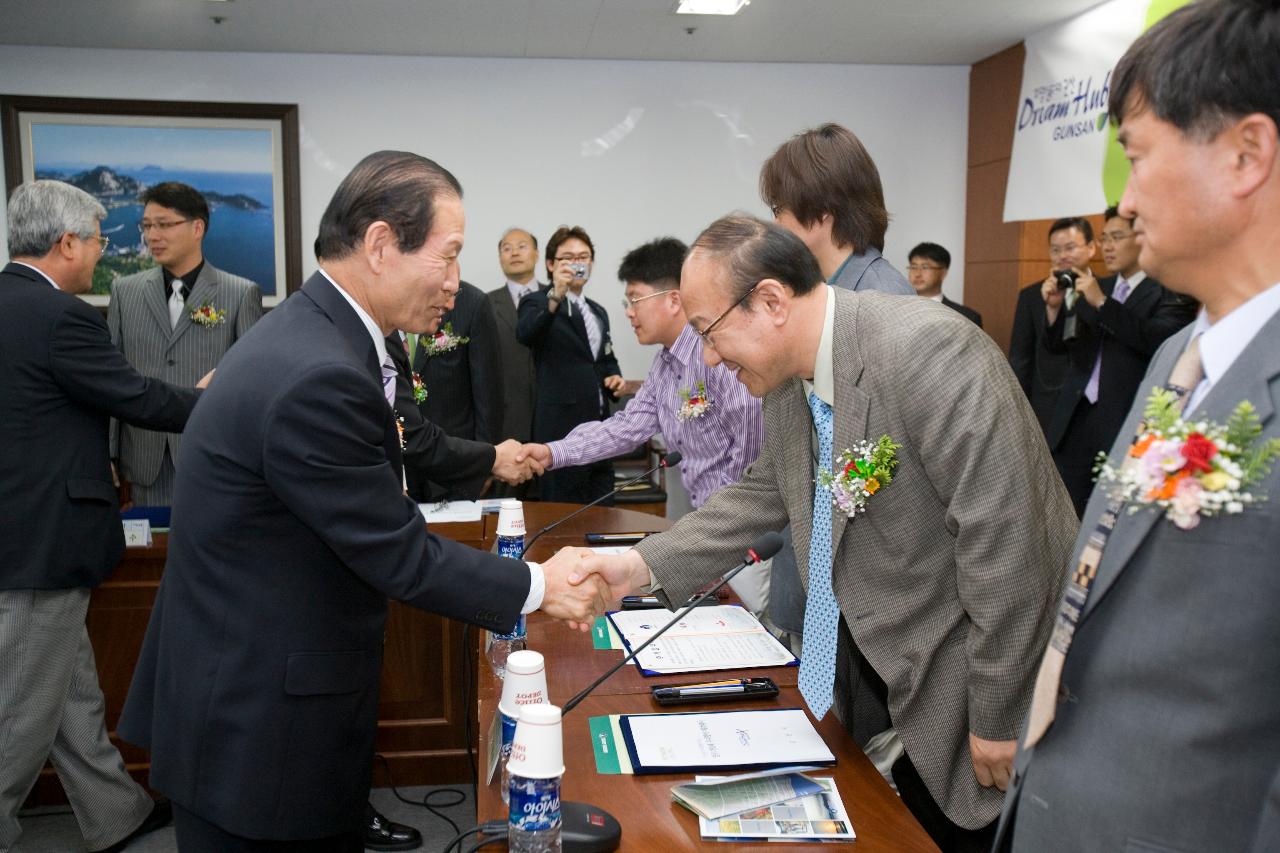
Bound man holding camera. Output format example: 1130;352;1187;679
1039;209;1196;515
1008;219;1092;435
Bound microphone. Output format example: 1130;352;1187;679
561;531;784;715
519;450;682;558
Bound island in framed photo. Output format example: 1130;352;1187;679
2;96;300;306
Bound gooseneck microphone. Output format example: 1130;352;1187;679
561;531;784;715
519;451;682;558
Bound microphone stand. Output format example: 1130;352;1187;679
563;531;784;715
519;451;682;558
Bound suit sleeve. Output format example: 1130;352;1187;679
594;309;622;396
467;295;504;444
51;299;199;433
1085;285;1196;357
516;291;554;347
634;392;790;606
1008;289;1036;396
234;279;265;340
390;339;495;497
261;360;527;631
892;319;1075;741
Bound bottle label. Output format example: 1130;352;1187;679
509;776;561;834
494;613;526;642
496;534;526;560
500;711;518;759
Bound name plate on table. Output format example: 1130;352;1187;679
122;519;153;547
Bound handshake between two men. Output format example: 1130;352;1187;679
533;545;653;630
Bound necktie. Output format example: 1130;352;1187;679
798;391;839;720
1024;334;1203;748
380;353;398;408
1083;277;1133;403
168;279;185;329
575;296;602;358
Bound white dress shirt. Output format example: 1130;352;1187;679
1186;281;1280;412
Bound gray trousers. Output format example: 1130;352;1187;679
128;448;176;508
0;588;153;852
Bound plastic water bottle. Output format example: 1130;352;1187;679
489;500;528;676
508;774;562;853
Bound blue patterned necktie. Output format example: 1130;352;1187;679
799;390;839;719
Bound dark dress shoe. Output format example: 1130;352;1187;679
364;802;422;851
96;797;173;852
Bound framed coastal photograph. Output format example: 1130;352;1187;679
1;95;301;307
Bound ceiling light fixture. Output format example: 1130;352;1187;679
675;0;750;15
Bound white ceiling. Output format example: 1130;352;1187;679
0;0;1106;65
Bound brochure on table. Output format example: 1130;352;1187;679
696;775;856;843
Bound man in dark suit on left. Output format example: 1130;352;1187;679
907;242;983;327
0;180;207;852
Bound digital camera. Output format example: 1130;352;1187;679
568;261;589;279
1054;269;1079;291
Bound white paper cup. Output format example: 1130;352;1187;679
499;650;547;718
496;499;526;537
507;703;565;780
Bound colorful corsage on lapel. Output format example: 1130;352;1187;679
411;372;428;404
423;322;469;356
818;436;901;519
677;380;712;421
396;415;406;451
189;302;226;327
1094;389;1280;530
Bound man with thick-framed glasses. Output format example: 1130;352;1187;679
107;181;263;508
907;242;983;328
516;224;624;504
517;237;769;613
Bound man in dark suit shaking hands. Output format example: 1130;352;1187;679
118;151;610;851
0;181;204;852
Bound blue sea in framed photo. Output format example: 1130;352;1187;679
30;122;280;298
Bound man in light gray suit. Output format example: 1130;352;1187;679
757;123;915;732
108;182;263;506
486;227;540;497
997;2;1280;851
580;215;1074;851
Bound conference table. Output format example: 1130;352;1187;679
476;503;936;851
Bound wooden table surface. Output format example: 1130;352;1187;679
474;504;937;851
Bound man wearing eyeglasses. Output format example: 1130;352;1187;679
107;181;263;508
577;215;1074;852
1038;206;1196;516
1;180;209;853
907;242;983;328
517;237;769;613
516;225;624;504
1008;218;1092;436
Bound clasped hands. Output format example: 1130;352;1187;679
536;547;650;630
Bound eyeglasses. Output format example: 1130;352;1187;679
695;284;757;349
138;219;193;234
1099;231;1133;244
554;253;592;263
1049;243;1086;257
620;290;670;311
89;234;109;252
906;263;943;272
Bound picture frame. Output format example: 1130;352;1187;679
2;95;301;307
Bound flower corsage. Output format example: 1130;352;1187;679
1094;388;1280;530
189;303;226;327
677;381;712;421
818;435;900;518
423;322;469;356
411;372;428;404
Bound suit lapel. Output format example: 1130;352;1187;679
142;267;171;334
566;298;593;357
1081;312;1280;620
168;262;216;347
829;290;870;553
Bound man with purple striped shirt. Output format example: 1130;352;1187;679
519;237;768;612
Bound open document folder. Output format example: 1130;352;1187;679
589;708;835;775
605;604;797;676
